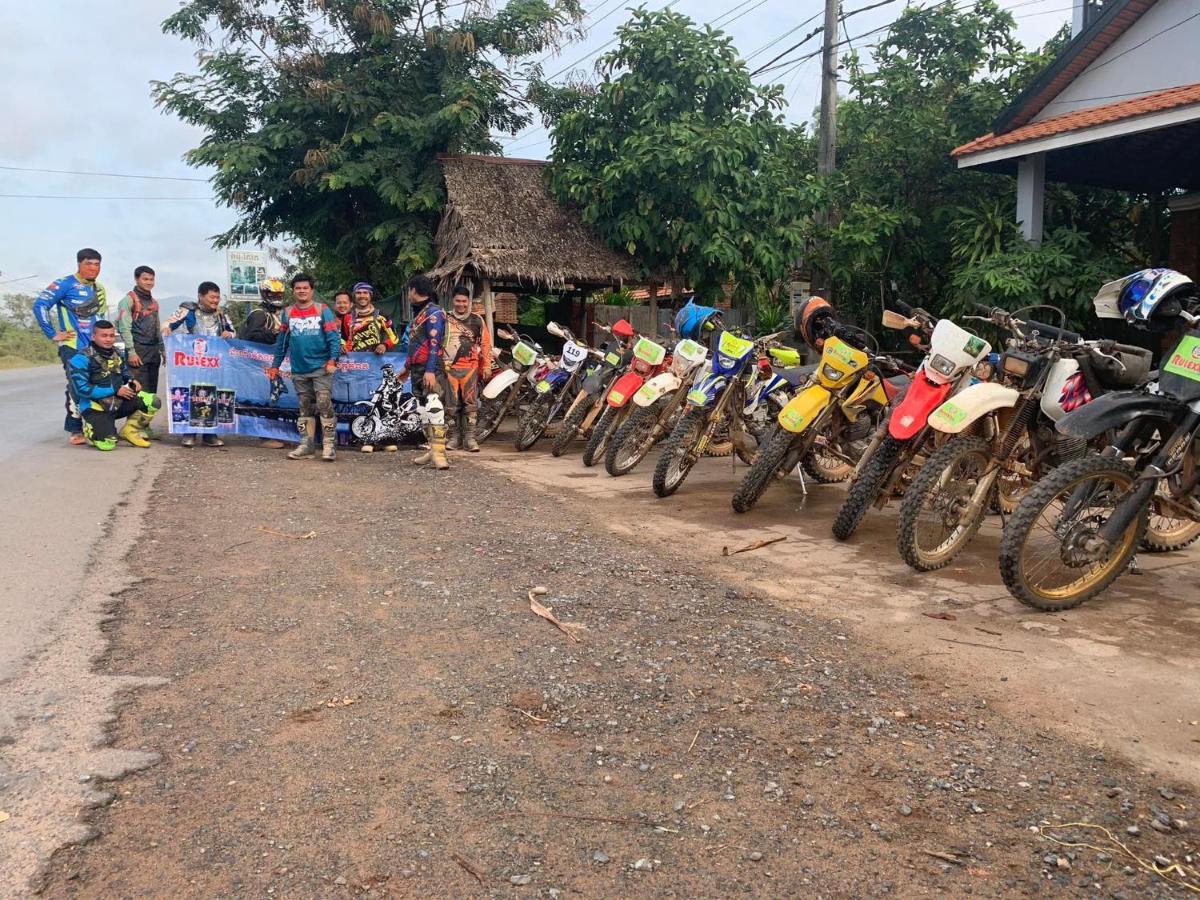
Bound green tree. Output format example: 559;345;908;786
155;0;583;295
544;9;812;300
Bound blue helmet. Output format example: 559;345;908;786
673;300;722;341
1118;268;1194;326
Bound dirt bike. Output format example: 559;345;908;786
651;329;788;498
349;364;422;445
999;275;1200;610
895;304;1152;573
581;334;672;467
477;328;549;443
604;336;710;476
551;321;635;457
731;316;909;514
514;322;597;451
831;302;993;540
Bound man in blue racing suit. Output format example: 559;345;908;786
33;248;106;443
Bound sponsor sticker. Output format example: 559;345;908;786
964;335;987;356
932;401;968;427
1163;335;1200;383
536;380;552;394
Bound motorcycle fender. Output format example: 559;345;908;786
687;373;726;408
1056;390;1184;440
888;372;953;440
929;382;1019;434
606;372;646;408
635;372;681;407
778;384;832;434
482;369;519;399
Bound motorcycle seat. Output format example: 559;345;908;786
773;363;816;387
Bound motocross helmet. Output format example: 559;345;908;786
1117;268;1196;330
381;363;394;376
259;278;286;310
796;296;834;350
673;300;723;341
610;318;635;340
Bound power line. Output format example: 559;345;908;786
750;0;900;76
745;9;823;62
0;193;213;201
546;0;683;80
0;164;208;183
0;274;38;286
1077;12;1199;74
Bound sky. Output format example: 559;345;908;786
0;0;1072;301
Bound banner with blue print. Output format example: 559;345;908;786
163;334;419;442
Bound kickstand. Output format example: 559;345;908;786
793;462;808;498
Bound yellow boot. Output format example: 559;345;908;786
430;424;450;470
119;411;153;448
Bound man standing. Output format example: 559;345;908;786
33;248;105;444
443;284;493;452
238;278;289;449
163;282;236;447
68;320;160;451
266;274;342;462
397;275;448;470
114;266;164;441
345;282;398;354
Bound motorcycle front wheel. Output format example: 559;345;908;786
731;424;804;514
582;404;622;467
832;435;904;541
551;393;597;457
998;455;1147;612
350;414;375;442
477;389;513;443
896;435;992;571
652;407;707;498
515;394;553;451
606;404;660;477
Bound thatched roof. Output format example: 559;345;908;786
431;155;645;291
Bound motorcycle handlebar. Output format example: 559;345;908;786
892;298;916;316
970;304;1079;343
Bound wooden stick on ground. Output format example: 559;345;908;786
722;535;787;557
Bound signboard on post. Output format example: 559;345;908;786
227;249;267;301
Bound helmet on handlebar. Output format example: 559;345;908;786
673;300;723;341
1117;268;1196;330
796;296;834;350
610;318;635;340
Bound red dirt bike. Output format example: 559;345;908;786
580;335;671;467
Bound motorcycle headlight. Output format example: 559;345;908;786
821;364;844;381
928;354;956;377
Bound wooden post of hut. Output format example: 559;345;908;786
646;281;660;338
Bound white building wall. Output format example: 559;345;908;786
1035;0;1200;121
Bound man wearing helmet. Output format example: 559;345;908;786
442;284;493;452
238;278;290;449
345;282;398;354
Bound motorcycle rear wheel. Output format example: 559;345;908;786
515;394;553;451
606;404;659;477
832;435;903;541
999;455;1147;611
1142;479;1200;551
653;408;707;498
551;394;596;457
896;435;992;571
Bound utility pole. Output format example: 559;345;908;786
812;0;841;303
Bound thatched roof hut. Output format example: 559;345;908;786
430;155;644;292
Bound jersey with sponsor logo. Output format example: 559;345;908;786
33;274;105;350
271;302;342;374
346;308;398;353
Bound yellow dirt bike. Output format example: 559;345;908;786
731;323;909;514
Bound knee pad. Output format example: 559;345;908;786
139;391;161;412
420;394;445;427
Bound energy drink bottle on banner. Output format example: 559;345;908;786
171;387;191;426
189;383;217;428
215;387;236;425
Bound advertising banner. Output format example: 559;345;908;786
163;334;421;444
227;249;268;302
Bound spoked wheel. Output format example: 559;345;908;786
803;436;854;484
999;455;1148;612
606;404;660;477
652;408;707;498
832;436;903;541
582;405;621;467
897;436;992;571
1143;472;1200;552
992;432;1033;514
551;394;596;457
477;390;512;443
731;424;805;514
350;415;375;442
515;394;553;451
704;413;734;458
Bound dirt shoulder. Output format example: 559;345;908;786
37;444;1199;897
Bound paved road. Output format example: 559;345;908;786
0;366;145;684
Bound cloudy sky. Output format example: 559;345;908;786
0;0;1070;301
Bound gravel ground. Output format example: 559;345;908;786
36;446;1200;897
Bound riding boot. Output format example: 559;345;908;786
430;424;450;470
320;416;337;462
447;422;462;452
288;417;316;459
464;413;480;452
412;426;433;466
119;411;153;448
